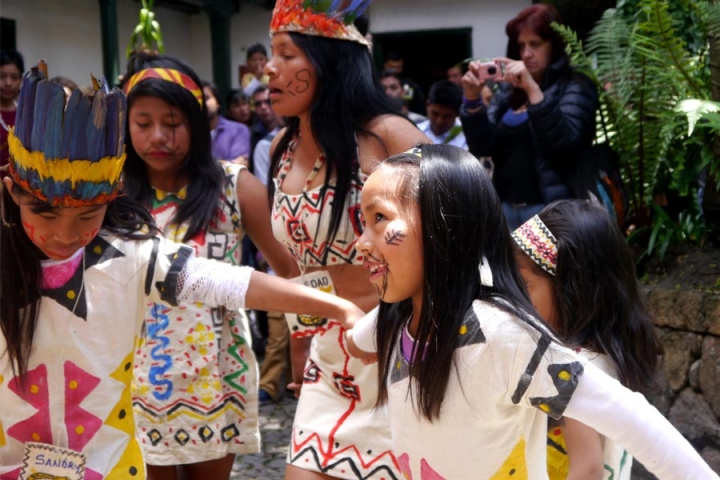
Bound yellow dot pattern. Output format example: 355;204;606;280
67;290;76;300
75;425;85;435
69;380;78;389
93;245;103;255
558;370;571;381
459;325;468;335
30;384;39;394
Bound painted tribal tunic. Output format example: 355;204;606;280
547;351;632;480
0;233;193;479
271;138;401;479
132;162;259;465
383;300;585;479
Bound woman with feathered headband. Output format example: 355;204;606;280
265;1;429;479
0;64;364;479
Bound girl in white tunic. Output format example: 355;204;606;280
0;66;363;480
512;200;664;480
348;144;717;479
122;53;296;480
266;1;428;479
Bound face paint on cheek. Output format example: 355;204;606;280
385;229;407;246
22;220;37;243
83;228;99;240
286;81;296;96
294;69;312;94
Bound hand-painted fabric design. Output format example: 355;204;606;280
272;139;400;479
0;232;192;478
384;300;588;479
547;351;632;480
123;68;204;106
270;0;371;46
132;162;260;465
512;214;558;275
9;64;126;207
272;135;365;268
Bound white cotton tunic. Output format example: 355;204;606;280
547;351;632;480
0;233;194;479
352;300;718;480
385;300;585;479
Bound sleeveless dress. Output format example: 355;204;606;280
271;136;402;479
132;162;260;465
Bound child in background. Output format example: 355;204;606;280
347;143;716;479
512;200;663;480
0;66;363;479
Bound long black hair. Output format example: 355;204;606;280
122;53;225;242
268;32;404;259
374;144;544;421
535;200;663;392
0;184;155;380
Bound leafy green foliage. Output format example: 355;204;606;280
127;0;164;59
555;0;720;260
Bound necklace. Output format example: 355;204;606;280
0;101;17;133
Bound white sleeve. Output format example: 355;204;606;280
564;362;718;480
351;307;379;353
174;255;254;311
243;77;262;97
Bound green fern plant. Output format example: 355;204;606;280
556;0;720;259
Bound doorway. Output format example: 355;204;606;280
373;27;472;99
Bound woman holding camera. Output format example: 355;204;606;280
460;4;598;229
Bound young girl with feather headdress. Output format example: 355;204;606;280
0;64;362;480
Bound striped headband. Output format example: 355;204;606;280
512;215;558;276
124;68;204;105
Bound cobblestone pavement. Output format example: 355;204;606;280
231;395;297;480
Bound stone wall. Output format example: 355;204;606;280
632;285;720;478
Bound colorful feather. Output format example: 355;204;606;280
87;91;107;162
42;84;67;159
104;89;126;158
67;93;92;161
30;81;55;153
304;0;370;23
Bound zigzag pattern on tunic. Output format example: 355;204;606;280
289;438;400;480
272;187;362;266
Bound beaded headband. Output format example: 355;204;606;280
124;68;204;105
512;215;558;276
8;65;127;207
270;0;371;46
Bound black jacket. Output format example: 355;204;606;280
461;56;599;203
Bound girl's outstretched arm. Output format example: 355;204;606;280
564;362;718;479
561;418;604;480
173;255;364;328
346;308;379;363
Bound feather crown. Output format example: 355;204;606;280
8;64;127;207
270;0;371;46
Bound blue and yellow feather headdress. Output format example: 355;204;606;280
8;63;126;207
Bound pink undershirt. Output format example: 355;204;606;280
40;247;84;289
